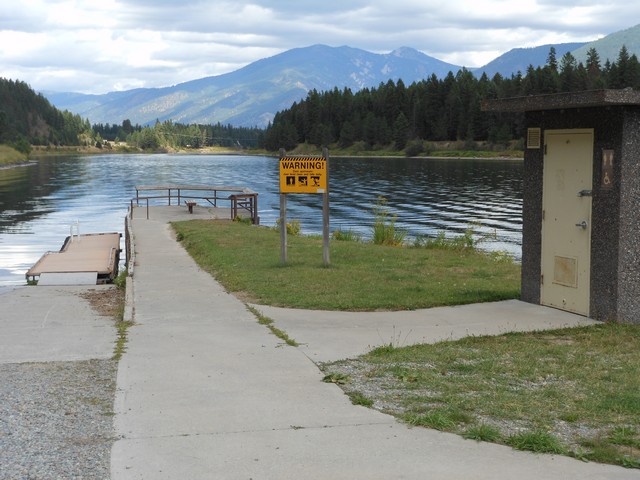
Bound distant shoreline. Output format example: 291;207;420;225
6;144;524;164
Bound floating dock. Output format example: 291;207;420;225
26;232;122;285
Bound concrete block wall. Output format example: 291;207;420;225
522;106;639;323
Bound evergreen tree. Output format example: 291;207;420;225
547;47;558;72
585;47;604;89
393;112;410;150
338;121;355;148
260;44;640;151
559;52;579;92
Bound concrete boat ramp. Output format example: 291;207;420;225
107;205;636;479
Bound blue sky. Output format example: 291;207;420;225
1;0;637;94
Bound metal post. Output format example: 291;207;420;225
322;147;330;266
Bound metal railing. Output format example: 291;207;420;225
129;185;259;224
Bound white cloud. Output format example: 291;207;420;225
0;0;638;93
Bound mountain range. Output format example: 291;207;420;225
44;24;640;128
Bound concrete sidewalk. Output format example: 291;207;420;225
0;285;116;364
111;208;636;479
251;300;600;363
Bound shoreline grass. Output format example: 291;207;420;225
284;140;523;160
172;220;520;311
0;144;29;165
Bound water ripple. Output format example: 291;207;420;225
0;154;522;285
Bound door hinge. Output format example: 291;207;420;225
544;144;548;155
541;274;544;285
542;209;545;221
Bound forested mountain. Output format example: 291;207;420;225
45;45;462;128
263;47;640;152
0;78;261;152
572;24;640;65
43;24;640;130
476;43;587;78
0;78;89;150
6;23;640;153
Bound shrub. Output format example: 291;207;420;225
404;140;424;157
371;196;406;246
332;229;362;242
11;137;32;156
275;218;301;236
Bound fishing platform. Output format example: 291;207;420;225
132;185;259;224
26;230;122;285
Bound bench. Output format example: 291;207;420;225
186;201;197;214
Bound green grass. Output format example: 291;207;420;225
323;323;640;468
463;424;503;442
506;430;567;454
348;391;374;407
0;144;28;165
172;220;520;311
292;141;524;159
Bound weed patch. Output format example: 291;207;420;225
248;306;298;346
463;424;503;442
506;430;566;454
348;391;373;407
322;323;640;469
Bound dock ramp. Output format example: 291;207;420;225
26;232;122;285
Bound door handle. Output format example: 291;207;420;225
575;220;588;229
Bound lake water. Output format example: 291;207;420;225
0;154;522;287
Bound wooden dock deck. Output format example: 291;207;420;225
26;232;122;285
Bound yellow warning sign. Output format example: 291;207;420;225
279;156;327;194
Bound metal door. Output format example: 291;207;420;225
541;129;593;315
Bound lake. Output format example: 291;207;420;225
0;153;522;287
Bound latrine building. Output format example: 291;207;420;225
484;89;640;324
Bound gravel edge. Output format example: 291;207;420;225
0;359;118;480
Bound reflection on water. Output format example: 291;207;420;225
0;154;522;286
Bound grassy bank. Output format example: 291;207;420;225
323;324;640;469
0;145;29;165
284;140;524;159
172;220;520;310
